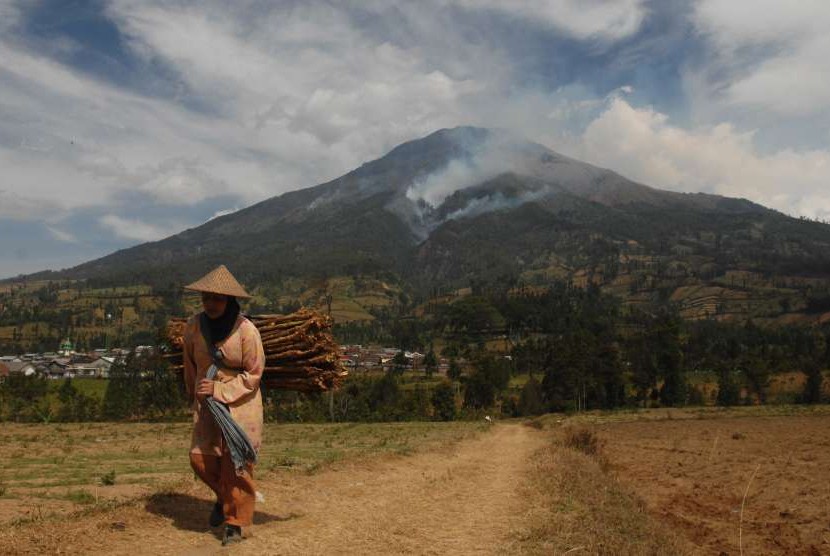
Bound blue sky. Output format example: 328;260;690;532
2;0;829;278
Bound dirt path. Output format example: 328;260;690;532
74;423;544;555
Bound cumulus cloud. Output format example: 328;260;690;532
98;215;174;242
1;0;828;275
577;97;830;220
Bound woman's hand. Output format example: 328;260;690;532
196;378;215;400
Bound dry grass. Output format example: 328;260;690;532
513;427;690;556
0;420;485;529
563;426;603;457
0;423;539;555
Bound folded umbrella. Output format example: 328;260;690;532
204;363;258;472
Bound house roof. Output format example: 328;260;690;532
0;363;9;377
7;361;36;374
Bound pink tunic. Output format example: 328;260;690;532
183;314;265;456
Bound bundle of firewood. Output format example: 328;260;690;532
165;308;347;393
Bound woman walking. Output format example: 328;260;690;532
182;265;265;545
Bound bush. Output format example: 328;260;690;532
687;385;705;406
564;427;603;457
100;470;116;486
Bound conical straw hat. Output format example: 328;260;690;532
183;265;251;299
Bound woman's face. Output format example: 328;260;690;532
201;292;228;319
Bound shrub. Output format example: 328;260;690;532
564;427;603;457
100;470;116;486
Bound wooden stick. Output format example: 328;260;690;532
739;463;761;556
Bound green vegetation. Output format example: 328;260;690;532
2;278;829;424
0;281;174;352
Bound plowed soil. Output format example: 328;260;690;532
597;414;830;555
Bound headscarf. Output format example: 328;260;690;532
205;296;240;344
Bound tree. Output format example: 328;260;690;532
741;354;770;403
1;373;49;422
716;369;741;406
431;381;456;421
519;376;544;416
369;372;401;420
57;378;99;422
594;339;625;409
654;313;687;407
424;350;438;378
463;355;510;409
103;352;143;419
447;358;462;382
463;370;496;409
392;350;408;374
800;361;824;404
627;337;657;406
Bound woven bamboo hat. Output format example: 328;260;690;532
183;265;251;299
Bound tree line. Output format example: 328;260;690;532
1;281;828;422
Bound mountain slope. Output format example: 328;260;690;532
17;126;830;323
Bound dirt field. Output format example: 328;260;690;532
0;421;485;528
579;407;830;555
1;408;828;554
1;422;551;555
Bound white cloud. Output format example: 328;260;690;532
452;0;648;40
0;1;504;220
134;159;232;205
98;215;173;242
46;226;77;243
0;0;21;32
0;190;64;221
1;0;828;277
693;0;830;117
577;97;830;220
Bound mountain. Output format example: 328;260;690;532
14;127;830;324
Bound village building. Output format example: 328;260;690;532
45;358;71;379
6;361;37;377
69;357;113;378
